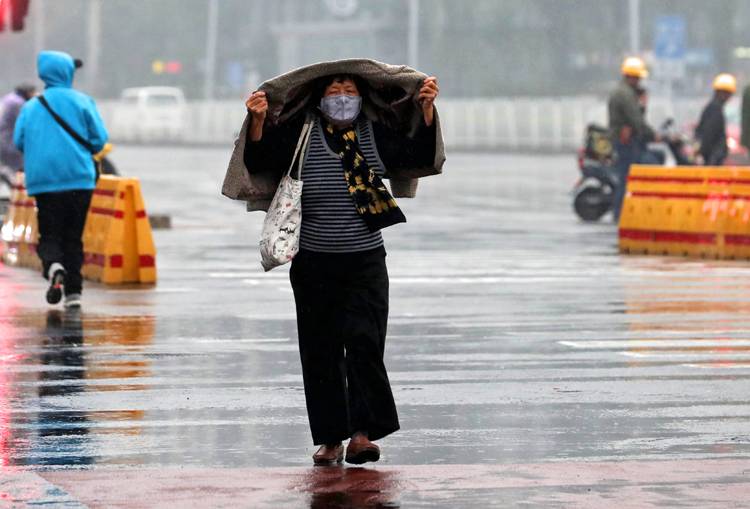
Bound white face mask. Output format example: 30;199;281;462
320;94;362;126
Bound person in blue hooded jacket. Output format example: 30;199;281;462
13;51;108;309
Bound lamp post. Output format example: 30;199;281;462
629;0;640;54
33;0;44;56
204;0;219;100
86;0;101;96
407;0;419;69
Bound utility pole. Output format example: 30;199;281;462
204;0;219;100
407;0;419;69
86;0;101;96
33;0;44;57
629;0;640;54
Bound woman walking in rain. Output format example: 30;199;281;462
223;60;444;465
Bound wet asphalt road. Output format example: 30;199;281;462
1;146;750;507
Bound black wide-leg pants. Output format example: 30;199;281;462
290;246;400;445
35;190;93;295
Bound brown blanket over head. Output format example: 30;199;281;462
222;59;446;211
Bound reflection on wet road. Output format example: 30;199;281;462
0;303;154;468
1;148;749;506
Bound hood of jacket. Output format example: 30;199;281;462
38;51;75;89
223;59;446;210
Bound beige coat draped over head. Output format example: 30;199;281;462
221;58;446;211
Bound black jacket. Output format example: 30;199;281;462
243;112;436;177
695;98;727;165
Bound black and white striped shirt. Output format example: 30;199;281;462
299;117;385;253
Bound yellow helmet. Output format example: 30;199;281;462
621;56;648;78
713;73;737;94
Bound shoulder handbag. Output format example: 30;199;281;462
259;115;313;272
38;95;102;179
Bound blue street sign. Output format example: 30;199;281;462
225;62;244;91
654;16;687;60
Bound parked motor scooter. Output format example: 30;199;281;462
572;119;692;222
571;124;619;222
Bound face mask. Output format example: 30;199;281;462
320;94;362;126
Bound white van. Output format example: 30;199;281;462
112;87;186;143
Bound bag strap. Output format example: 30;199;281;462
38;95;96;154
286;114;313;180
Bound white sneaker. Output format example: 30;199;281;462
46;263;66;305
64;293;81;309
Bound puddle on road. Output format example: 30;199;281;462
295;467;403;508
0;308;154;467
588;263;750;369
626;315;750;366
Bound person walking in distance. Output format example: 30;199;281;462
13;51;108;309
0;83;36;185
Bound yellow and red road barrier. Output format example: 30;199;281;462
619;165;750;259
82;176;156;284
0;172;41;270
1;172;157;284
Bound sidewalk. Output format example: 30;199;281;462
4;459;747;508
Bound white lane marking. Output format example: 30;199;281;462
621;351;750;358
388;334;462;339
391;276;562;284
559;339;750;369
210;268;592;279
153;287;197;293
210;272;284;278
559;340;750;349
682;363;750;369
234;276;568;285
192;338;289;343
104;287;196;293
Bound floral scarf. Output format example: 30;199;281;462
325;122;407;232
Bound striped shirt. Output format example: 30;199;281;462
299;117;385;253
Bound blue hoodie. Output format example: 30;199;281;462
13;51;108;196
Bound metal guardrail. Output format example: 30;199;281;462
97;96;707;151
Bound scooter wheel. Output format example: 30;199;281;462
574;187;610;222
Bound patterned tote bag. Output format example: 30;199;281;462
259;116;313;271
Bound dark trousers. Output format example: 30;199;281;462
35;190;93;295
612;141;661;221
702;146;728;166
290;246;399;445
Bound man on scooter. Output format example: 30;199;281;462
608;57;660;221
695;73;735;166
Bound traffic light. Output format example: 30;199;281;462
0;0;30;32
11;0;29;31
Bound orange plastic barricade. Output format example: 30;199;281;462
2;173;157;284
0;172;23;265
0;172;40;269
20;200;41;270
619;165;750;260
82;176;157;284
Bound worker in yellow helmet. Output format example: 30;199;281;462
695;73;736;166
608;56;660;221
